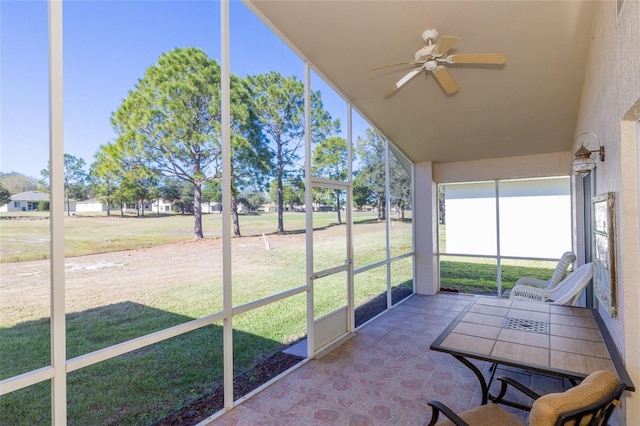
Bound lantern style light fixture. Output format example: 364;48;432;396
572;132;605;174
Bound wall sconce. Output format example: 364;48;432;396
572;132;605;174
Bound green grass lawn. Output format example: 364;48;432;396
0;211;414;424
0;210;392;262
0;211;555;424
440;257;558;294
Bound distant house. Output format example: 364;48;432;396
76;199;108;213
152;199;174;213
357;205;377;213
149;200;223;214
127;202;151;212
64;200;77;213
259;202;279;213
0;191;49;212
202;202;222;213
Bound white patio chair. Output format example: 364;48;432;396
509;262;593;306
515;251;576;289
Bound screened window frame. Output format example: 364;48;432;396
0;3;416;424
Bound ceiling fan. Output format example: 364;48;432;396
371;29;507;96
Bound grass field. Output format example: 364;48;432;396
0;211;415;424
439;256;559;294
0;211;556;424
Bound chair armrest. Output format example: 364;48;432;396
494;376;543;401
490;376;541;412
515;277;549;288
427;400;471;426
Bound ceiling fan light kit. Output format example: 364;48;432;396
373;28;507;96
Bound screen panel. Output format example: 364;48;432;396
232;293;306;400
498;177;571;258
391;257;413;305
353;122;387;269
0;0;52;381
441;181;497;256
354;266;388;327
389;144;413;259
312;187;348;273
67;325;224;424
230;1;308;306
62;0;224;357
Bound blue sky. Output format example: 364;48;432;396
1;0;357;180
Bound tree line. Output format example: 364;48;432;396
1;47;411;238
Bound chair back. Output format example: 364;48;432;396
547;251;577;289
529;370;624;426
514;251;576;289
547;262;593;305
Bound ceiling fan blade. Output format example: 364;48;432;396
385;67;423;95
431;36;460;55
368;60;419;71
447;54;507;64
432;66;459;95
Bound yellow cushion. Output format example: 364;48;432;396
436;403;526;426
529;370;619;426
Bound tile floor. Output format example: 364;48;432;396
206;293;567;425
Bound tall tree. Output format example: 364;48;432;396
228;79;271;236
160;177;183;213
104;164;158;217
175;181;195;214
312;136;348;224
110;47;225;238
355;128;387;220
90;144;123;216
110;47;264;238
389;151;412;220
247;72;335;234
238;188;266;213
41;154;88;216
352;172;373;211
201;179;222;210
268;177;304;212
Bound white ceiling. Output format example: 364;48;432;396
247;0;596;164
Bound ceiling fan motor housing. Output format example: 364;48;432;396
421;28;439;44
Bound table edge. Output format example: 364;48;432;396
429;295;635;392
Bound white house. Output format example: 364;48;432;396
152;198;174;213
0;191;49;212
202;201;222;213
76;199;108;213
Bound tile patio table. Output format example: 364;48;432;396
430;296;635;406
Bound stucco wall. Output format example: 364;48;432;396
574;0;640;423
